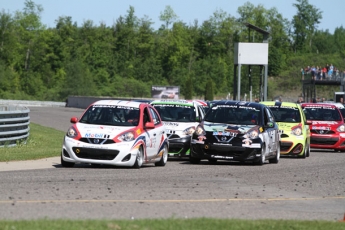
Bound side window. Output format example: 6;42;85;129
143;108;151;124
266;108;275;122
149;108;161;125
197;106;205;119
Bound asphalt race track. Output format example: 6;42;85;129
0;106;344;221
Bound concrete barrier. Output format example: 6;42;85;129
0;105;30;147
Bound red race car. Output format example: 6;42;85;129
301;103;345;151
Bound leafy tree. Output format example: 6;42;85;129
291;0;322;53
159;5;178;29
204;78;214;101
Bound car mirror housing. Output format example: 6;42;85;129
266;121;274;128
145;122;155;129
70;117;78;123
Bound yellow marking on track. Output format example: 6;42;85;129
0;196;344;204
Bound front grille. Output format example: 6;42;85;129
79;138;115;144
310;137;338;145
280;142;293;152
311;130;335;134
72;147;119;160
206;132;243;146
168;134;180;139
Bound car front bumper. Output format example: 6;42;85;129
61;136;140;166
190;140;263;162
167;136;191;157
310;133;345;150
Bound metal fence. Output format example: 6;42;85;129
0;105;30;147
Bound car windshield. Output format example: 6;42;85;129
153;104;196;122
79;105;140;126
303;107;341;121
204;105;261;125
269;106;301;122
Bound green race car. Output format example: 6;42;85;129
260;101;311;158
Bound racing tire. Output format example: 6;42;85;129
190;155;201;164
208;159;217;163
133;147;144;169
61;155;75;168
269;142;280;164
155;145;168;167
254;145;266;166
306;143;310;157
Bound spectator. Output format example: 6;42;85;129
322;66;327;80
301;67;304;80
297;97;304;103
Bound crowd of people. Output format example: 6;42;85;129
301;64;345;80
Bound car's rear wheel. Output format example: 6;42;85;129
61;155;75;168
155;145;168;166
269;142;280;164
133;147;144;169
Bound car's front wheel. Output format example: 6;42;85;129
254;145;266;165
133;146;144;169
61;155;75;168
155;145;168;166
190;154;200;164
269;142;280;164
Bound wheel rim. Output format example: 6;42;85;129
260;146;265;164
163;146;168;164
136;148;143;166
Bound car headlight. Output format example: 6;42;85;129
337;125;345;132
291;127;302;136
195;125;206;136
183;126;195;135
66;127;78;138
118;131;135;142
247;129;259;139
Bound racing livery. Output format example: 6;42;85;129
261;101;311;158
301;103;345;151
61;100;169;168
190;101;280;165
150;99;205;158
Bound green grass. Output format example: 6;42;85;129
0;218;344;230
1;125;344;228
0;123;65;162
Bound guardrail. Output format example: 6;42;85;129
0;105;30;147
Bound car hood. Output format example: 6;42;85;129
203;121;257;134
76;123;134;138
277;122;304;131
308;120;342;129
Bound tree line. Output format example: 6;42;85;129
0;0;344;102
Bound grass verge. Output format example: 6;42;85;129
1;124;344;227
0;218;344;230
0;123;65;162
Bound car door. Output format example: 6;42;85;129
264;107;278;155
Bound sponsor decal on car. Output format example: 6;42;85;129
164;122;179;126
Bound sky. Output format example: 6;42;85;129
2;0;344;33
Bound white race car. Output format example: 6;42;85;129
150;99;205;158
61;100;168;168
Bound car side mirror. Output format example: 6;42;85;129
70;117;78;123
145;122;155;129
266;121;274;128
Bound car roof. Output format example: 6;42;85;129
317;102;344;109
212;100;266;109
260;101;300;108
150;99;194;106
301;103;338;108
91;100;143;108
